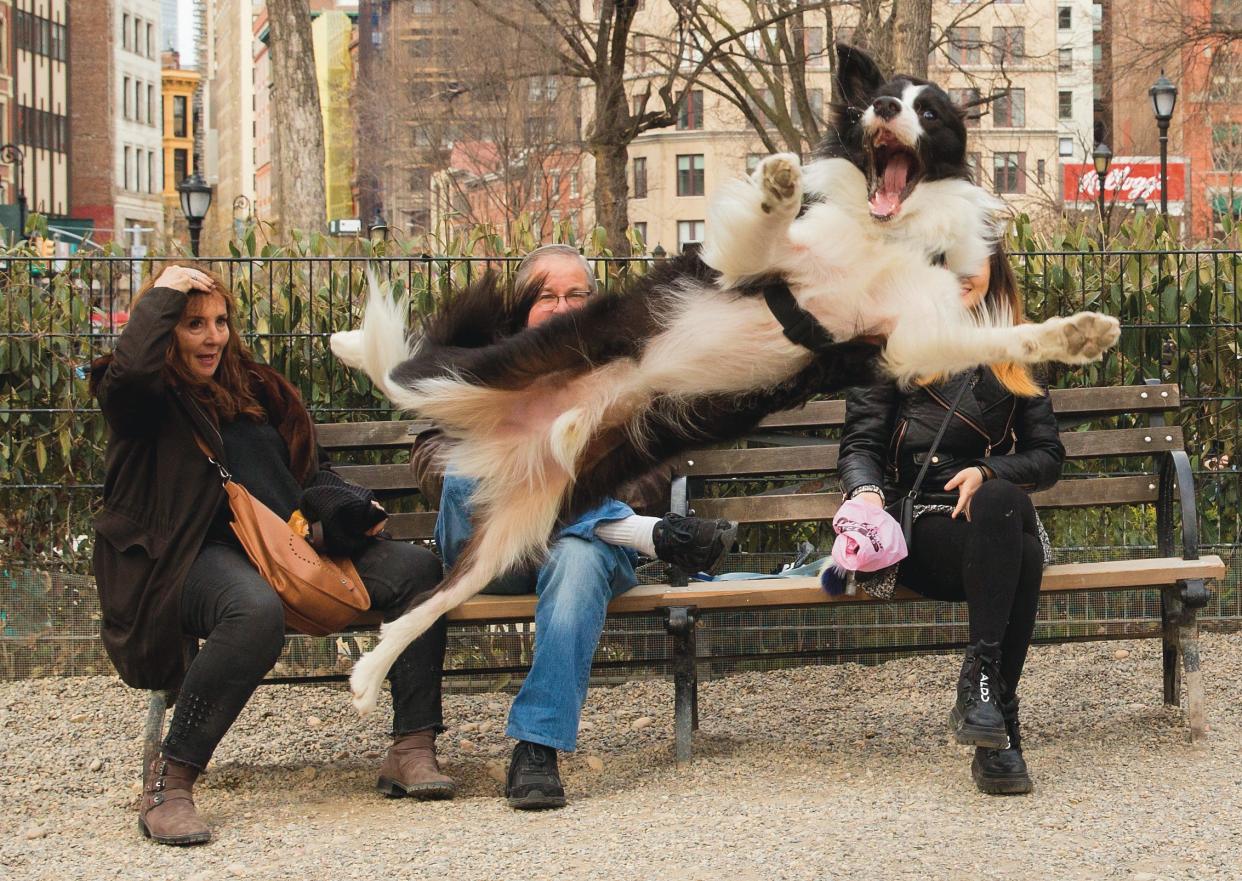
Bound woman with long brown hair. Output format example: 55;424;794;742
838;240;1066;795
91;262;451;846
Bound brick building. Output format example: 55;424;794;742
68;0;165;246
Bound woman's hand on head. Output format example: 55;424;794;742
945;467;985;520
153;265;216;294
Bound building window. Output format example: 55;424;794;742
1037;158;1045;185
136;80;143;123
149;152;155;193
1093;44;1103;67
967;152;981;182
993;152;1025;194
992;26;1025;65
174;148;189;184
122;13;130;50
631;93;645;118
793;89;824;129
677;220;704;251
1092;3;1103;29
949;88;981;127
124;146;131;190
148;85;155;125
1058;48;1072;71
173;95;187;137
123;77;131;119
1058;6;1071;28
677;89;703;130
947;27;982;65
676;154;705;196
993;89;1025;127
802;26;825;65
1211;123;1242;167
1058;90;1073;119
135;17;142;53
147;22;154;58
1059;137;1074;157
632;221;647;246
632;156;648;198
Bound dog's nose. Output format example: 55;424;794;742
872;96;901;121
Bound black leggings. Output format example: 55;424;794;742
897;479;1044;692
163;539;447;770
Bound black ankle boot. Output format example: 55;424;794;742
505;741;566;810
972;695;1033;794
949;640;1008;748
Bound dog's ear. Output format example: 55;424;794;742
835;43;885;111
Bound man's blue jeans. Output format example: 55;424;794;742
435;474;638;751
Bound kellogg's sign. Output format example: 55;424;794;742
1063;157;1188;206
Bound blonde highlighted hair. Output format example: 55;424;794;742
919;243;1041;398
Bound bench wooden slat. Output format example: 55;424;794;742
678;427;1185;478
692;475;1163;523
317;386;1182;451
333;463;421;491
318;419;432;450
351;555;1219;624
385;511;440;541
746;385;1178;432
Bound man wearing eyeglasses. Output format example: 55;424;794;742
410;244;736;809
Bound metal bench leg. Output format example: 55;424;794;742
142;690;174;789
1178;579;1210;742
1160;587;1182;706
664;606;699;763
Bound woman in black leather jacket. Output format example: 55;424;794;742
838;244;1066;795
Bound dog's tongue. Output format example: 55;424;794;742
869;153;912;218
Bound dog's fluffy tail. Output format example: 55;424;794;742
329;272;417;405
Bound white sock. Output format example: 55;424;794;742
594;515;661;557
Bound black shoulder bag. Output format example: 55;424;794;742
887;373;973;549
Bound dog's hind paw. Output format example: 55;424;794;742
348;652;385;716
755;153;803;218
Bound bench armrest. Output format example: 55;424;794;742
1157;448;1199;561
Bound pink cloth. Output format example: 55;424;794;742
829;498;908;573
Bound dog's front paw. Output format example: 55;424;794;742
755;153;803;218
1038;311;1121;364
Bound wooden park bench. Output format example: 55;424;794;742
142;381;1225;772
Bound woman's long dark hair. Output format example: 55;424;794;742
91;260;319;480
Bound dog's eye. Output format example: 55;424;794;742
921;109;938;121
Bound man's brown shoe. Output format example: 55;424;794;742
376;729;456;799
139;756;211;846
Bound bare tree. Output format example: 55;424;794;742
460;0;817;255
267;0;328;235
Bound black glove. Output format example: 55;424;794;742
299;476;386;556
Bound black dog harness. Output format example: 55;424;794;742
762;282;837;355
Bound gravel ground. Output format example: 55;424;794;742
2;632;1240;881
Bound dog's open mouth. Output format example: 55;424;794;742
867;129;924;221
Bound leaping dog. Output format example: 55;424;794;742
331;45;1120;714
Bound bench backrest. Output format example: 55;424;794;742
317;383;1182;539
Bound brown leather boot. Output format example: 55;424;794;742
376;729;456;800
139;755;211;845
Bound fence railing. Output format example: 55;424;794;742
0;250;1238;681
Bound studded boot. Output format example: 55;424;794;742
972;694;1033;795
139;755;211;845
376;729;456;799
949;640;1009;748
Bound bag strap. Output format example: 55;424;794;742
762;281;837;355
906;372;973;500
193;433;233;484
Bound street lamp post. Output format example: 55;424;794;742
1092;142;1112;232
0;143;27;240
1149;72;1178;218
177;172;213;257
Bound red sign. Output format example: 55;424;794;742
1063;157;1188;205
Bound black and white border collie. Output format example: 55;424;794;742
331;45;1120;714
